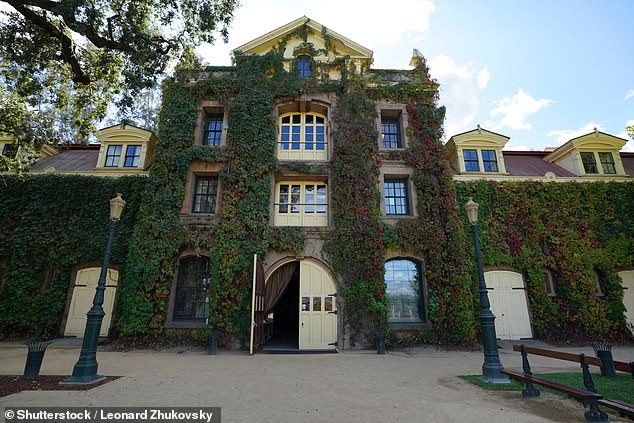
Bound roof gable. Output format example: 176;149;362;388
545;129;628;162
98;123;156;144
234;16;373;59
447;126;510;148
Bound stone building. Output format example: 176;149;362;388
1;17;633;349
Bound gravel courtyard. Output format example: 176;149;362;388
1;341;632;423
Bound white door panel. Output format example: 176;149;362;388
484;270;532;340
299;261;336;350
64;267;118;337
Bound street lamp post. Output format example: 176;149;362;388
465;197;509;384
62;193;126;385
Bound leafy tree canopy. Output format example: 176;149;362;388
0;0;238;147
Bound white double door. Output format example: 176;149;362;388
298;260;337;350
485;270;532;340
64;267;119;337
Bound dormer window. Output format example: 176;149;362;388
95;123;155;172
446;126;509;176
296;55;312;78
599;152;616;174
543;131;627;177
461;149;500;173
581;152;598;174
463;149;479;171
482;150;498;172
105;145;122;167
124;145;141;167
580;152;618;175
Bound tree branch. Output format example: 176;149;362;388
8;0;128;50
6;0;91;84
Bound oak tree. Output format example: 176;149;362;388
0;0;238;150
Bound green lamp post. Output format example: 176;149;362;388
465;197;509;383
62;193;125;385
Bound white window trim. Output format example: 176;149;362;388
460;148;505;174
274;181;328;227
578;151;619;176
196;101;228;147
277;112;328;161
100;143;145;169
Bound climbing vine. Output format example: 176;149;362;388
0;174;148;338
327;80;387;343
455;180;634;342
1;30;632;347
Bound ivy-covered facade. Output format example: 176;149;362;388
1;17;633;348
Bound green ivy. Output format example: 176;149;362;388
455;180;634;342
0;174;148;338
2;36;632;347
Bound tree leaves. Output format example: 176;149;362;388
0;0;238;149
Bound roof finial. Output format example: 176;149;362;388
409;49;424;67
477;124;481;134
594;127;598;135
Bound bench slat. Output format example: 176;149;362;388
597;399;634;417
501;370;603;400
512;344;634;372
512;345;601;366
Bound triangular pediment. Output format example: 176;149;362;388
98;122;156;144
545;130;628;162
447;126;510;148
234;16;373;59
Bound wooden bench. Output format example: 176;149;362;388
502;345;609;422
598;399;634;419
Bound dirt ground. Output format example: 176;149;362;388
0;342;631;423
0;375;118;398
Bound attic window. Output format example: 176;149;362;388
580;152;598;174
296;55;312;78
599;152;616;174
2;143;18;158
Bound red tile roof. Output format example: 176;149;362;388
502;151;577;177
30;146;99;172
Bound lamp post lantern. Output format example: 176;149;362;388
465;197;509;383
62;193;125;385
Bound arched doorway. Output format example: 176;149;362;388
264;259;337;351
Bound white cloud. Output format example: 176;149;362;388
489;88;553;131
618;119;634;152
503;143;532;151
198;0;436;67
477;67;491;89
546;122;604;145
303;0;436;47
625;90;634;100
427;54;489;138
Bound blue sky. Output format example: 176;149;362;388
199;0;634;151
